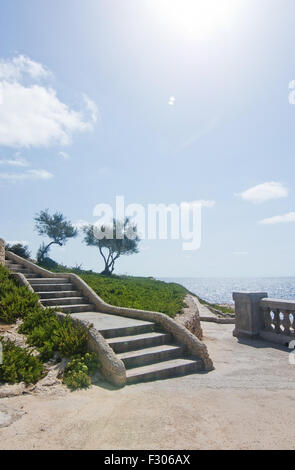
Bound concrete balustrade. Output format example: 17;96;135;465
233;291;295;346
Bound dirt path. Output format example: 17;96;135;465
1;321;295;450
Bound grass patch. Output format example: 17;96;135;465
43;263;187;318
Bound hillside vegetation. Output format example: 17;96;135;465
0;265;99;388
45;264;188;318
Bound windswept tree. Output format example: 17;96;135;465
35;209;77;263
83;217;140;275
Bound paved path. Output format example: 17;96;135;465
191;296;218;319
72;311;154;332
1;321;295;449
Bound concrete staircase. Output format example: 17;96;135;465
5;257;204;384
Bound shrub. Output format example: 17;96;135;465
0;338;44;384
19;309;89;361
0;265;41;323
5;243;31;259
38;256;59;270
63;353;100;390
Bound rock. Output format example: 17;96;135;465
0;404;25;428
0;382;26;398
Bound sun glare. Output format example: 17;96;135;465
153;0;240;39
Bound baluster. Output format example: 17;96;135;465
290;312;295;336
273;308;281;334
282;310;291;335
263;307;272;331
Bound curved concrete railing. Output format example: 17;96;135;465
6;251;214;374
0;238;5;266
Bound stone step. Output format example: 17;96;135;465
25;273;41;279
31;283;75;292
29;278;69;284
8;267;30;273
38;291;80;299
54;304;94;314
117;344;185;368
99;322;155;339
107;331;172;354
5;262;22;269
41;297;86;306
126;357;203;384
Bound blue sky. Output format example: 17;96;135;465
1;0;295;277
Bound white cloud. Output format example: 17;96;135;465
237;182;288;204
0;169;53;182
0;55;50;81
83;93;99;123
168;96;175;106
0;156;29;167
0;55;98;148
58;151;70;159
259;212;295;225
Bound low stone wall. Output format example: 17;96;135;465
0;239;5;266
176;294;203;340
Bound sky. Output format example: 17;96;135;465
1;0;295;277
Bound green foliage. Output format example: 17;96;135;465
5;243;31;259
47;264;187;317
63;353;100;390
0;265;41;323
38;257;59;270
83;217;140;275
79;274;187;317
19;309;89;361
0;338;44;384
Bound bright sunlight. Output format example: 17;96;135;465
151;0;242;39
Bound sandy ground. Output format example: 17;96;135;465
1;321;295;450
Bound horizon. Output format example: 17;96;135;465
1;0;295;277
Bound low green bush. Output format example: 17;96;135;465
0;338;44;384
63;352;100;390
0;265;40;323
19;309;89;361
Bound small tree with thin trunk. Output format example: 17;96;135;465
35;209;77;263
83;217;140;275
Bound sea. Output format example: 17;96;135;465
159;277;295;305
